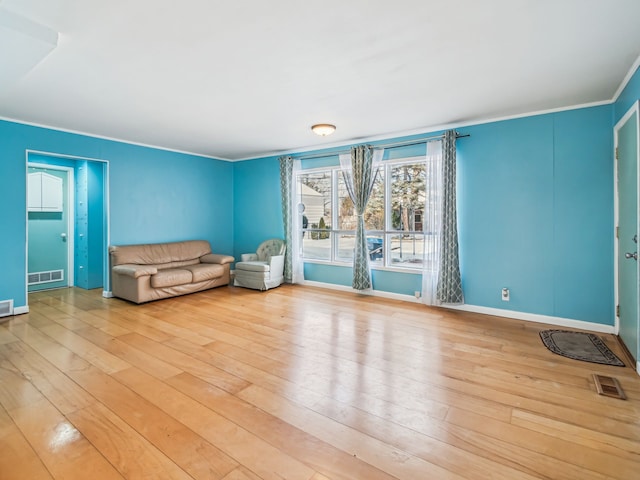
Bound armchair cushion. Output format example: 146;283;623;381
236;261;270;272
257;239;286;261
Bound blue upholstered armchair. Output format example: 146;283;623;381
233;239;286;290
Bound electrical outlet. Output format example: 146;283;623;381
414;291;421;299
501;287;510;301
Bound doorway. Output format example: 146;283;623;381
25;152;110;302
614;100;640;374
27;164;74;291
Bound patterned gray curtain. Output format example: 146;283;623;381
279;155;294;283
340;145;380;290
436;130;464;303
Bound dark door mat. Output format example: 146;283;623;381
539;330;625;366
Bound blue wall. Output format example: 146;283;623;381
2;74;632;327
615;64;640;122
234;105;615;325
86;160;105;289
75;159;90;288
0;120;233;308
232;156;284;259
459;106;613;324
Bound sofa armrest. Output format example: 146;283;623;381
200;253;235;265
112;264;158;278
241;253;258;262
269;254;285;275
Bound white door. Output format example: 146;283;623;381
615;101;640;374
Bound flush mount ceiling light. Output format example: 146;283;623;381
311;124;336;136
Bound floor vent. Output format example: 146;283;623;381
592;374;626;400
28;269;64;286
0;299;13;318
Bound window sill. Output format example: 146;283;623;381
302;258;423;275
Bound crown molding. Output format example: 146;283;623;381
5;52;640;164
0;115;233;162
234;99;613;162
612;53;640;102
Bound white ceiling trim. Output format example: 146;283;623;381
0;114;232;162
2;51;639;164
1;1;639;160
241;51;640;162
0;97;620;164
612;53;640;102
234;98;615;162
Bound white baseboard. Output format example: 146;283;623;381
445;304;615;334
300;280;615;334
13;306;29;315
102;290;113;298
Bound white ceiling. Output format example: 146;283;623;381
1;0;640;161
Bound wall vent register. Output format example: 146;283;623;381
592;374;626;400
28;269;64;286
0;300;13;318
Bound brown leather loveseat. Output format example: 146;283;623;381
109;240;233;304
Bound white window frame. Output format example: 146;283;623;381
298;155;427;273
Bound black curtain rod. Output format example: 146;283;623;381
295;132;470;161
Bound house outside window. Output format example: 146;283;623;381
298;156;437;271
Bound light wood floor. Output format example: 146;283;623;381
1;285;639;480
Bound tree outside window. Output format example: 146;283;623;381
297;157;430;269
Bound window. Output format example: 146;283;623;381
388;161;427;268
299;171;332;261
298;156;436;270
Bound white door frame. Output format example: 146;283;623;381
25;151;111;307
27;162;75;289
613;100;640;373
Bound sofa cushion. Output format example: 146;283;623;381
109;240;212;266
112;264;158;278
185;263;225;282
235;261;270;272
153;258;200;270
200;253;235;265
150;268;193;288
